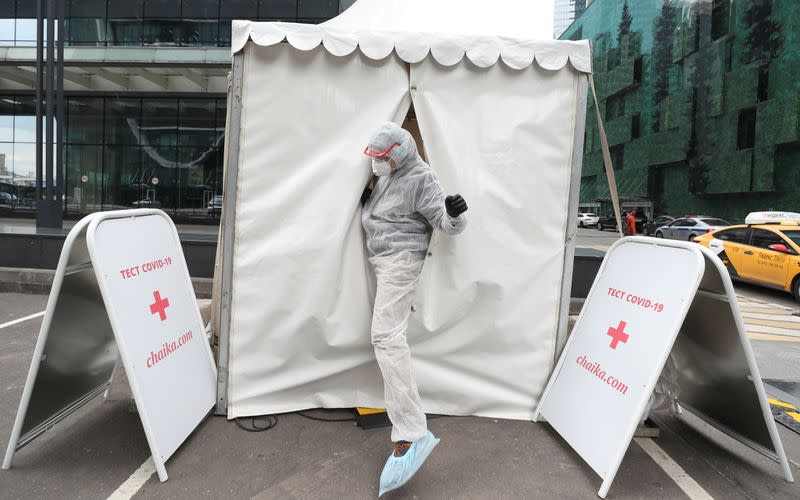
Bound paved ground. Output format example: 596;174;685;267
1;290;800;499
1;230;799;499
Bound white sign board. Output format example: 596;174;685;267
4;209;216;483
87;211;216;477
535;237;793;497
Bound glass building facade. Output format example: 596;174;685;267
562;0;800;222
1;0;338;46
0;0;341;223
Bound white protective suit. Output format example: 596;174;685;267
362;122;467;442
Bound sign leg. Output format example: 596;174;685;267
2;347;42;469
155;457;168;482
104;355;122;399
597;477;612;498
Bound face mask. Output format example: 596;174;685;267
372;158;392;177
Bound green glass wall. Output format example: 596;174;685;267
563;0;800;222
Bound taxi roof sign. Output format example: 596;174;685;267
744;211;800;225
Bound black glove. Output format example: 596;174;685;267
360;186;373;206
361;175;377;206
445;194;468;218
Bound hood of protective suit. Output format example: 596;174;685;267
366;122;421;171
362;122;466;258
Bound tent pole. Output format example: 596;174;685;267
588;74;623;237
554;74;589;362
215;51;246;416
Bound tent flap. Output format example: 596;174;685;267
231;20;592;73
407;59;581;419
228;45;411;418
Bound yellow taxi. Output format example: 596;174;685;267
693;212;800;301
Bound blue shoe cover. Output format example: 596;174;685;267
378;431;440;497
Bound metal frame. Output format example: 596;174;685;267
3;213;114;469
4;209;217;483
555;74;589;361
534;237;793;498
684;246;793;483
214;51;245;415
535;237;706;498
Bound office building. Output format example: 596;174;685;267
554;0;589;39
562;0;800;221
0;0;345;224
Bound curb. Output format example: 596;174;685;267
0;267;213;299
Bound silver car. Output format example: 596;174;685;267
577;212;599;227
655;217;730;241
208;195;223;216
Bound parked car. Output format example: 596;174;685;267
597;211;647;233
0;192;15;214
577;212;599;227
694;211;800;301
654;216;729;241
644;215;675;236
132;198;161;208
208;195;223;216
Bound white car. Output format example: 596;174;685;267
577;212;599;228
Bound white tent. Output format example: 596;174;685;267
214;0;618;420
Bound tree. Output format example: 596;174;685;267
742;0;783;63
617;0;633;45
651;0;678;132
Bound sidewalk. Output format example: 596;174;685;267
0;217;220;236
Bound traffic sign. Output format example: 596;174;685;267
151;177;159;185
3;209;217;483
535;237;794;497
81;175;88;183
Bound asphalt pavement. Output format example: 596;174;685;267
1;232;800;499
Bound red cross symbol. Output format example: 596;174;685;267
607;320;630;350
149;291;170;321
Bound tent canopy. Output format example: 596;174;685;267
219;0;592;420
231;0;591;72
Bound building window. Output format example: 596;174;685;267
221;0;258;18
605;94;625;122
0;0;337;47
631;114;641;139
607;47;620;71
725;41;733;72
610;145;624;170
737;108;756;150
757;64;770;102
712;0;730;40
633;57;643;84
1;95;228;222
259;0;298;20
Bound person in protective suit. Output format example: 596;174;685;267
361;122;468;496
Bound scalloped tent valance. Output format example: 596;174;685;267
230;0;592;73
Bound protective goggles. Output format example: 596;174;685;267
363;143;401;158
